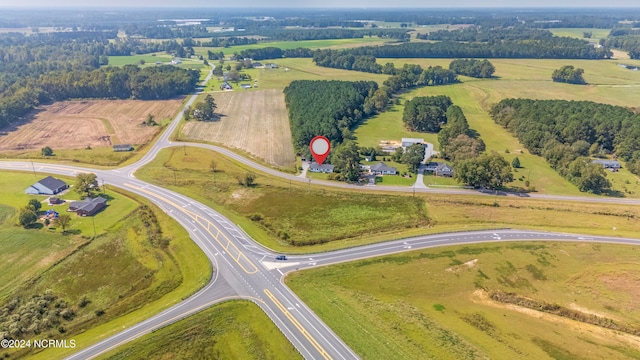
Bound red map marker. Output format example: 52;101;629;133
309;136;331;164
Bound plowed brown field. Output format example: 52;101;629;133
0;99;182;151
182;89;295;167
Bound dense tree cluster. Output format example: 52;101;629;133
190;94;217;121
313;50;382;73
456;152;514;190
0;290;76;340
342;38;612;59
284;80;378;150
418;27;554;42
449;59;495;78
438;105;485;162
552;65;586;84
601;29;640;59
238;47;283;61
490;99;640;193
402;95;452;132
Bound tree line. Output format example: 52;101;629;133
341;37;612;59
417;27;554;42
490;99;640;193
283;80;378;151
601;28;640;59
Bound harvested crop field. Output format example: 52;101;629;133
181;89;295;167
0;99;182;151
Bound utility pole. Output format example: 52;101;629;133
183;144;187;155
31;162;36;178
174;169;177;185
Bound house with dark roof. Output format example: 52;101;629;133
308;162;334;173
220;82;233;90
422;162;440;172
68;197;107;216
434;163;454;177
370;162;397;175
592;159;621;169
113;144;133;152
49;197;65;205
25;176;68;195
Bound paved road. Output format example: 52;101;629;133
1;68;639;358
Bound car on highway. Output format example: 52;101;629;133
275;255;287;260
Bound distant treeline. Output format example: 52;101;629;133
417;27;554;42
491;99;640;192
284;80;378;150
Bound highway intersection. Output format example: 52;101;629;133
1;73;639;359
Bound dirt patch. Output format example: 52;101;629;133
471;289;640;348
182;89;295;167
0;99;182;151
446;258;478;272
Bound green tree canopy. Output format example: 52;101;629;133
19;207;38;228
75;173;99;198
28;198;42;212
401;144;426;173
552;65;586;84
455;152;514;190
331;140;361;181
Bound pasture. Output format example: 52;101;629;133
181;89;296;167
354;57;640;196
288;241;640;359
0;99;182;153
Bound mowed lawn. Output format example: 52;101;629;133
355;58;640;196
181;89;296;167
288;241;640;360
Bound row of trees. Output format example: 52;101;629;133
283;80;378;151
552;65;586;84
449;59;495;78
344;37;612;59
601;29;640;59
417;26;555;42
489;99;640;193
438;105;486;162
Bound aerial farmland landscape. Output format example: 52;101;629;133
1;2;640;360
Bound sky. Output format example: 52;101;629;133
1;0;639;8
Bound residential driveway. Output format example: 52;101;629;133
414;170;428;189
298;161;309;178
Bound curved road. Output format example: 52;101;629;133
1;71;639;359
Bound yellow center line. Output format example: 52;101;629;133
124;183;258;274
264;289;332;360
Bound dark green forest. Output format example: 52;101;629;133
283;80;378;150
491;99;640;193
449;59;495;78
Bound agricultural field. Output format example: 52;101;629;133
100;301;300;360
181;89;296;167
288;241;640;360
548;28;612;42
355;57;640;196
0;99;182;163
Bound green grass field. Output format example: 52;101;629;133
548;28;612;42
99;301;301;360
288;241;640;359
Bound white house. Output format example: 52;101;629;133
308;163;334;173
370;162;397;175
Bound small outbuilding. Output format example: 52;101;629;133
113;144;133;152
592;159;621;169
25;176;68;195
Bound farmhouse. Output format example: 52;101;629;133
423;162;440;172
401;138;425;149
264;63;278;69
434;163;454;177
308;162;334;173
252;62;263;68
220;82;233;90
171;58;182;64
68;197;107;216
370;162;398;175
25;176;68;195
113;144;133;152
592;159;621;169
